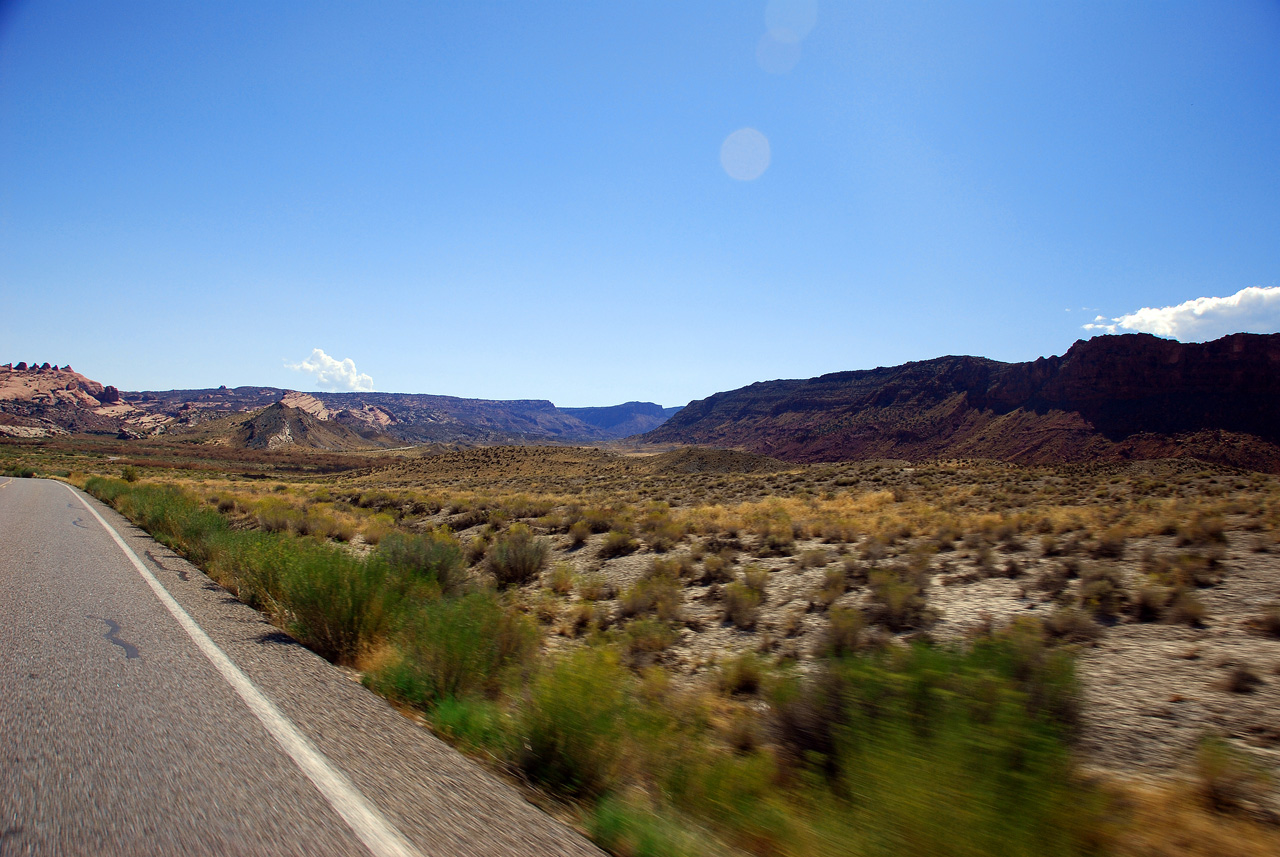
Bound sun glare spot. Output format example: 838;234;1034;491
720;128;771;181
765;0;817;40
756;29;802;74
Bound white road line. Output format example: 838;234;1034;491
63;482;424;857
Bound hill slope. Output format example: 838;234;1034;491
642;333;1280;471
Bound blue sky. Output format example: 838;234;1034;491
2;1;1278;406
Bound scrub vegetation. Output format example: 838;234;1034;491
6;436;1280;856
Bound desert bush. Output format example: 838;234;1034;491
841;555;868;585
768;634;1091;854
562;601;596;637
1220;663;1264;694
255;496;299;534
619;575;682;622
934;525;961;551
723;582;762;630
1043;607;1103;644
1166;589;1207;627
741;565;769;597
588;797;707;857
517;647;631;798
548;562;575;594
1091;526;1127;559
428;696;511;757
599;530;639;559
280;547;392;664
649;555;695;580
719;651;765;696
577;573;613;602
1176;515;1228;547
639;503;684;552
1247;602;1280;638
487;523;549;587
361;515;394;545
465;533;490;566
798;548;829;569
1145;551;1223;589
1079;564;1127;620
1132;583;1172;622
568;519;592;548
814;566;847;608
1195;734;1274;812
620;616;678;665
369;591;537;706
377;529;466;596
121;465;138;483
819;606;865;657
865;566;934;632
701;551;736;584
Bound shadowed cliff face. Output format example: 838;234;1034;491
643;333;1280;471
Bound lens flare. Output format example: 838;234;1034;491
720;128;771;181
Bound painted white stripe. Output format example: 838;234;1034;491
63;482;423;857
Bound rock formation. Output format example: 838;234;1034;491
643;333;1280;472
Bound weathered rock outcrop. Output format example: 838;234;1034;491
643;333;1280;471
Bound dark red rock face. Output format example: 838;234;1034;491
644;333;1280;471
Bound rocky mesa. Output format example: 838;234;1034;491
642;333;1280;471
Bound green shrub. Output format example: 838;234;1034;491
518;647;630;798
121;465;138;483
820;606;865;657
599;530;640;559
813;567;848;608
568;519;592;547
487;523;548;587
1079;564;1127;619
369;591;537;706
377;529;466;596
1195;733;1273;812
865;566;934;631
548;562;575;594
619;575;682;622
429;696;512;757
741;565;769;596
770;634;1091;855
719;652;765;696
280;547;391;664
621;617;678;664
798;548;829;569
588;796;707;857
723;582;761;630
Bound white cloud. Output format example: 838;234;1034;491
285;348;374;392
1083;286;1280;341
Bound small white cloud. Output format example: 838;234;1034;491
285;348;374;392
1083;286;1280;340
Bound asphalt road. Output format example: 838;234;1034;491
0;477;603;857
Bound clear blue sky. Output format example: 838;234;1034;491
2;1;1278;406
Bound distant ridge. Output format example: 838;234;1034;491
642;333;1280;472
0;362;679;446
560;402;682;438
